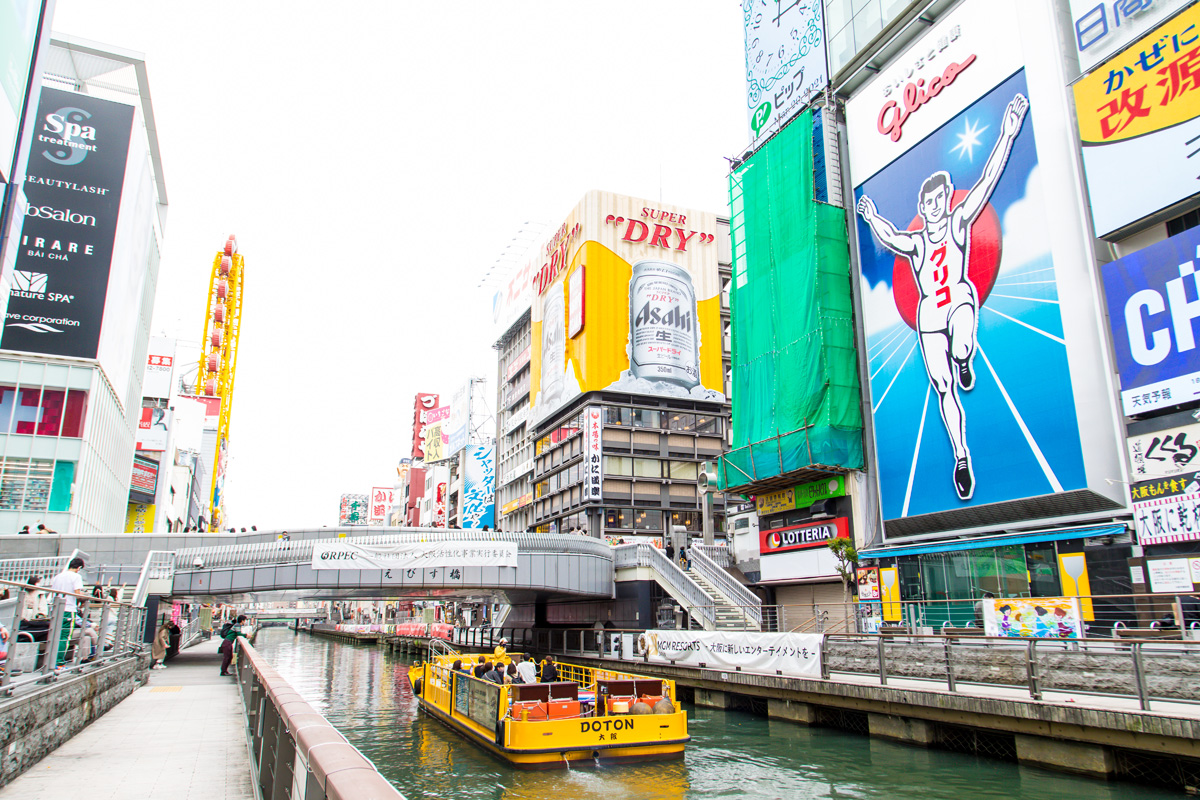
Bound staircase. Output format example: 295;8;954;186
687;568;759;631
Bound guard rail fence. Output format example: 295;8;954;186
234;640;406;800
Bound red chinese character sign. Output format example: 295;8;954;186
1073;3;1200;236
411;393;439;460
369;486;394;525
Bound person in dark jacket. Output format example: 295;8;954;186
540;656;558;683
483;663;505;684
219;615;247;676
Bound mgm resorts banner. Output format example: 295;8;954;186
635;630;822;678
2;87;135;358
311;541;518;570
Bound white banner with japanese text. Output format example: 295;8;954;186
635;629;822;678
311;541;518;570
1132;472;1200;545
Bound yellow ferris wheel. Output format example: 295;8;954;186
197;234;244;531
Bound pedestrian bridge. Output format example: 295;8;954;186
168;530;615;602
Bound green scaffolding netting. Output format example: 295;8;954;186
718;110;864;492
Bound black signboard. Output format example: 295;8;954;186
2;87;134;358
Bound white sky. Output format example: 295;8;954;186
49;1;748;529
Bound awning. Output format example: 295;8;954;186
858;523;1128;560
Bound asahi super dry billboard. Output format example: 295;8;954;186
529;191;725;427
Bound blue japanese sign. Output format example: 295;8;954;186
1103;225;1200;415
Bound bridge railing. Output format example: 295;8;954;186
0;549;87;585
533;626;1200;711
234;640;405;799
690;543;733;567
0;578;146;694
613;543;716;628
177;529;615;571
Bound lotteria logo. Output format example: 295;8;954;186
760;517;849;555
40;107;98;166
25;205;96;227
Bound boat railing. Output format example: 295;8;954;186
429;637;459;658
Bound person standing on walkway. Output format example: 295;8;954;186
151;621;171;669
49;557;86;622
219;615;247;676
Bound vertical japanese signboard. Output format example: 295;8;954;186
1101;226;1200;414
368;486;393;525
462;444;496;529
583;405;603;502
1072;3;1200;236
743;0;828;152
3;88;135;357
411;393;439;460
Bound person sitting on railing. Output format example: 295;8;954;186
79;619;99;663
20;576;47;621
49;557;87;624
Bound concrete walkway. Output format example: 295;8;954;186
0;642;254;800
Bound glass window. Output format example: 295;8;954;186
13;388;40;434
0;386;15;433
667;461;698;480
633;458;661;478
669;511;699;532
668;413;696;432
606;406;631;426
631;409;660;428
605;508;632;529
535;480;549;499
695;415;721;435
605;457;632;476
37;389;64;436
0;457;53;511
633;509;662;530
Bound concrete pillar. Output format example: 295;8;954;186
694;688;730;709
868;713;935;746
768;698;816;725
1015;734;1115;779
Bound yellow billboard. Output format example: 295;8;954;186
529;191;725;426
125;502;156;533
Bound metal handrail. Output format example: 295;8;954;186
690;544;733;567
626;543;716;628
176;529;615;571
0;549;87;584
0;578;146;693
688;546;762;628
131;550;174;608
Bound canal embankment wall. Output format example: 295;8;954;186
0;654;148;788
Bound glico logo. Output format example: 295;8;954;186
40;108;98;166
25;205;96;227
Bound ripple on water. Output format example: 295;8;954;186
253;628;1183;800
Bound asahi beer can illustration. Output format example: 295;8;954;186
628;260;701;388
539;281;566;407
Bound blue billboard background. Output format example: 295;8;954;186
1102;225;1200;415
855;69;1087;520
462;444;495;529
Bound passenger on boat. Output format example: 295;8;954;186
483;662;505;684
451;659;464;673
493;638;509;665
514;655;537;684
540;656;558;683
504;663;520;684
473;660;489;678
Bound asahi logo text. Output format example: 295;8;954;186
40;107;98;166
634;301;692;332
26;205;96;227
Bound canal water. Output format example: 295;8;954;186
253;628;1181;800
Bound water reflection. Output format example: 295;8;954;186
254;628;1177;800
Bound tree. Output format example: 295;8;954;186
827;536;858;604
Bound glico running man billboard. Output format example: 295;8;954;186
2;87;134;358
529;190;724;427
846;0;1123;525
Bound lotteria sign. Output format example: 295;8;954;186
760;517;849;555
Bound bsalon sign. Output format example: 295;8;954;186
759;517;849;555
311;541;518;570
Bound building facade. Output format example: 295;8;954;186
0;36;166;535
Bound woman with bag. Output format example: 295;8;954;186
150;621;170;669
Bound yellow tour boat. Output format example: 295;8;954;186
406;650;689;768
